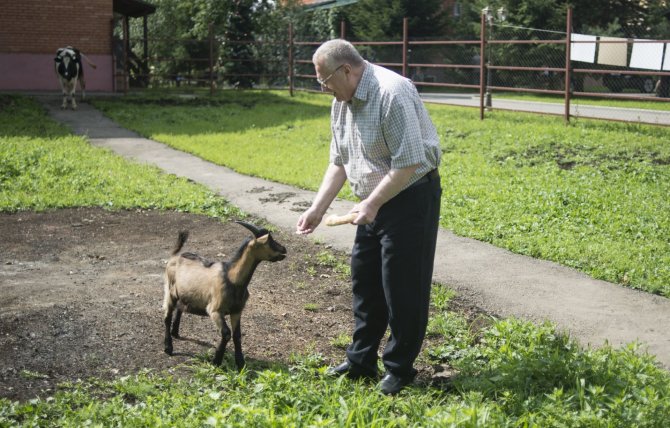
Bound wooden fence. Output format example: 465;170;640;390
115;8;670;124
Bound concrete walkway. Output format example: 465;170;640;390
40;95;670;369
420;92;670;126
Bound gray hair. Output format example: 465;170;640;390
312;39;364;71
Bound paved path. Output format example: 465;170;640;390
40;95;670;369
420;92;670;126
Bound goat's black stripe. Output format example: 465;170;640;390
181;252;214;268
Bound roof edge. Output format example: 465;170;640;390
303;0;359;11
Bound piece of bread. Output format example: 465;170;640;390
324;212;357;226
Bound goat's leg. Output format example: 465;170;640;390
230;313;245;370
163;309;174;355
210;312;231;365
163;294;176;355
61;91;68;109
170;302;183;338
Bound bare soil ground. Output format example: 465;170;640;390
0;208;473;402
0;208;357;401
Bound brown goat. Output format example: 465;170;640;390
163;221;287;369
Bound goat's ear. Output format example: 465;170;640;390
256;234;270;244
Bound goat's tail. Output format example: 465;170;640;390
172;230;189;255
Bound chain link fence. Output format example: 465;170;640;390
115;10;670;125
490;22;670;99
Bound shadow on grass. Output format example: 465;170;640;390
91;89;332;137
0;94;72;139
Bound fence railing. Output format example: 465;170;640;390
115;8;670;125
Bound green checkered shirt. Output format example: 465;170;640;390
329;61;441;199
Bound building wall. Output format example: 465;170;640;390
0;0;115;91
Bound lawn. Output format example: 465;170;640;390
493;92;670;111
0;95;241;219
93;90;670;297
0;93;669;426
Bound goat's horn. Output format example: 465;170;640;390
235;220;263;237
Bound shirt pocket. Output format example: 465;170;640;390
355;118;388;161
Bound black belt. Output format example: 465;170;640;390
408;169;439;188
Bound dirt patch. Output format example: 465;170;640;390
0;208;358;401
0;208;481;402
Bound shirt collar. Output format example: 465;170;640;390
352;61;373;103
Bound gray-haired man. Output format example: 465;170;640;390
296;39;441;395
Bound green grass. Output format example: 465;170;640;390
1;320;668;426
524;94;670;111
304;303;320;312
314;250;351;279
0;95;241;218
331;332;351;349
93;90;670;297
93;90;345;197
492;92;670;111
1;93;669;426
430;106;670;297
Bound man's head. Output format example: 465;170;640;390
312;39;365;102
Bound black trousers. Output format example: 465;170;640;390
346;172;441;376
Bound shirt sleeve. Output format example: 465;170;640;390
381;90;427;169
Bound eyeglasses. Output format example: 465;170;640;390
316;64;345;87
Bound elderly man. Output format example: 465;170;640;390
296;39;442;395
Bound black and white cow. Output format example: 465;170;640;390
54;46;96;110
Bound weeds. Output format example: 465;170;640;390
2;321;668;426
330;333;350;350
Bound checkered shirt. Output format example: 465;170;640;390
329;61;441;199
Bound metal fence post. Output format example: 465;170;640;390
143;15;149;87
340;20;346;40
402;17;408;77
479;12;486;120
288;22;294;97
564;7;572;123
209;23;215;96
123;15;129;93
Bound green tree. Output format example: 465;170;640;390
223;0;258;88
135;0;338;89
341;0;450;41
462;0;663;37
640;2;670;39
453;0;669;90
125;0;229;87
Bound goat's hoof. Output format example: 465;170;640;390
171;332;180;339
235;358;245;371
164;347;173;355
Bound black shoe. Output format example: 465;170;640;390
326;361;377;380
379;371;417;395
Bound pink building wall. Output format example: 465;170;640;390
0;53;113;92
0;0;117;93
